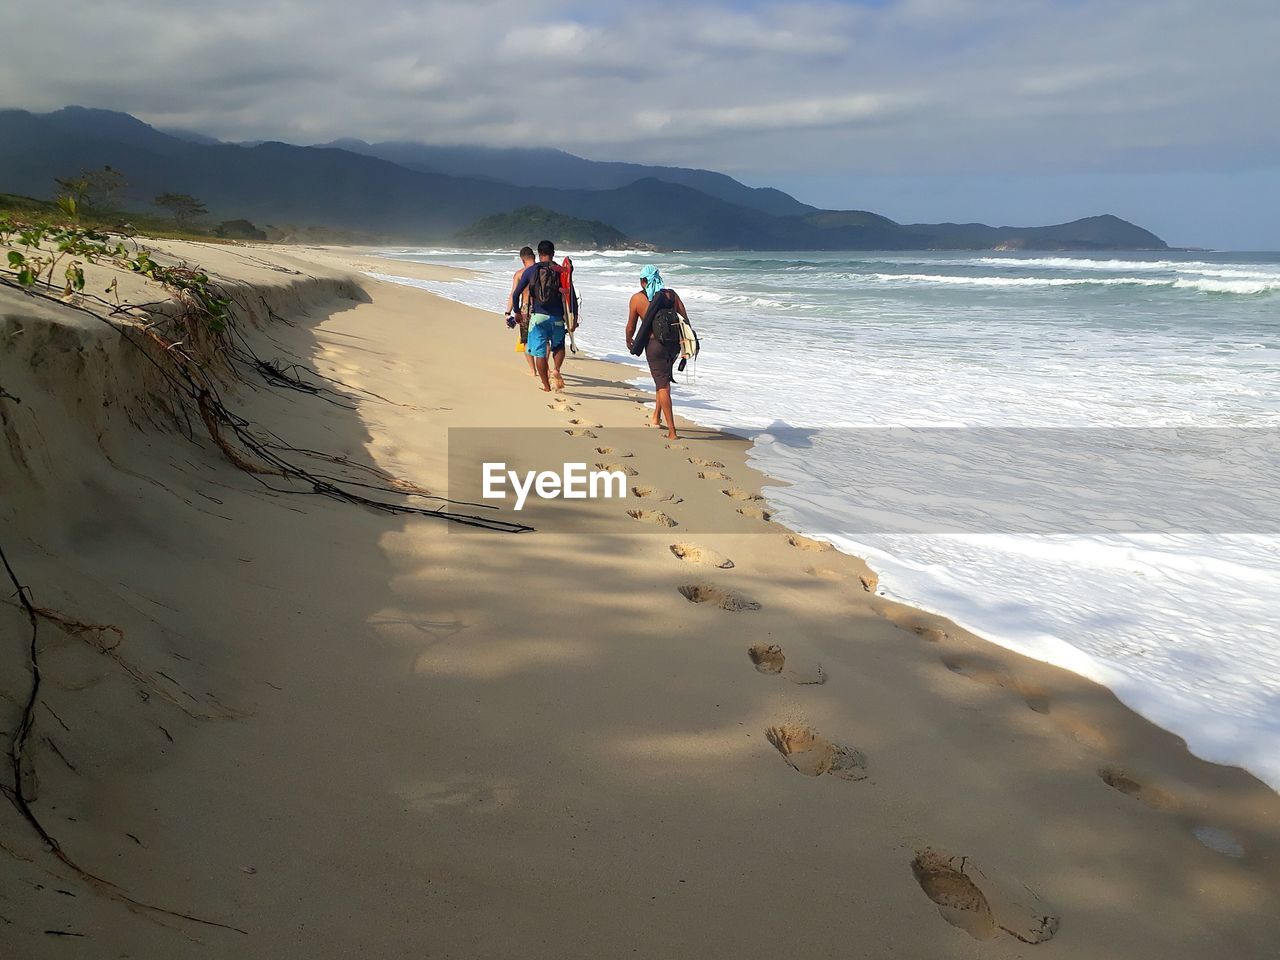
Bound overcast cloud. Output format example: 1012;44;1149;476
2;0;1277;247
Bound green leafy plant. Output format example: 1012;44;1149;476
3;217;228;325
7;249;38;286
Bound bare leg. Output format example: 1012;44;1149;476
656;385;676;439
551;346;566;390
519;321;537;375
534;355;552;391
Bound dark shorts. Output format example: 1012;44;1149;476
646;337;676;390
517;317;529;344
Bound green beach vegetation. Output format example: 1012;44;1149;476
1;216;231;328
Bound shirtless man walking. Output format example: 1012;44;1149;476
504;246;537;377
626;264;686;439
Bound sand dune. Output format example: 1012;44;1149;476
2;239;1278;957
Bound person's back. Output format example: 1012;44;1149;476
511;240;569;391
625;265;686;439
627;288;650;331
647;289;683;354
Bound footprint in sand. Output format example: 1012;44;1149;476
594;447;633;458
568;418;602;428
697;471;733;481
1097;770;1245;857
1096;766;1182;812
669;543;734;569
631;485;683;503
748;644;826;684
549;402;575;412
765;724;866;780
565;428;597;439
627;509;678;528
737;506;774;522
666;442;689;451
677;583;759;611
688;457;725;468
910;848;1059;944
940;655;1051;714
804;565;843;581
803;565;879;593
1053;715;1112;752
596;461;639;477
785;534;832;553
912;625;947;642
722;488;764;502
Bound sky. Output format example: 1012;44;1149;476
1;0;1277;248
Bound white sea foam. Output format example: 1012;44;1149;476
372;248;1280;792
1172;277;1279;295
867;273;1279;293
973;256;1202;272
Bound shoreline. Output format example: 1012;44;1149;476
3;237;1279;956
354;246;1280;794
331;246;1280;814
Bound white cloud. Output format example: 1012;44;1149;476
1016;65;1132;98
688;5;860;56
636;91;913;136
0;0;1275;181
500;22;596;58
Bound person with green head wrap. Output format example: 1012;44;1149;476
626;264;689;440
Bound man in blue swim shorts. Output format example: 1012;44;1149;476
511;239;568;391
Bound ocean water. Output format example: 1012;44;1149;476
369;248;1280;792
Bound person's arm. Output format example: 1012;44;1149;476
625;294;644;350
504;270;520;314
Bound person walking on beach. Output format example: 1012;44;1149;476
511;240;569;391
504;246;537;377
626;264;687;439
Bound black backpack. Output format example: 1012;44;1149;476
531;262;561;311
653;307;683;349
650;291;682;350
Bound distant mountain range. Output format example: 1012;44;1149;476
0;106;1169;251
315;137;813;218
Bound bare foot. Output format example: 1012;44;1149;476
551;375;566;390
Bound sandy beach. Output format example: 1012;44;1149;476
3;238;1279;958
